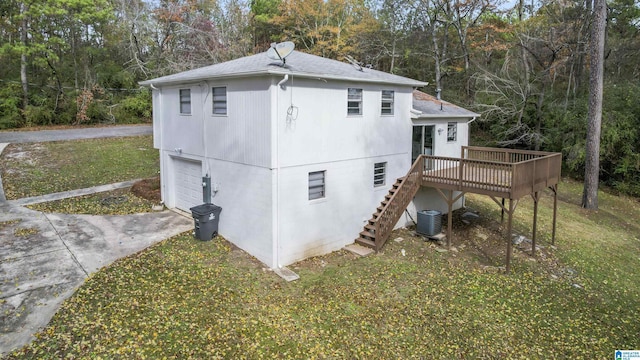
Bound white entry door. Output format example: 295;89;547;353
173;158;202;211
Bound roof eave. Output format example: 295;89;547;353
139;69;427;88
411;113;481;120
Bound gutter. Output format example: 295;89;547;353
140;70;427;88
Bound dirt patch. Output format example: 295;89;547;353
290;207;566;278
131;176;161;202
0;144;49;175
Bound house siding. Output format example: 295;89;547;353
205;158;274;267
153;78;271;168
277;154;409;266
408;118;470;217
272;78;414;266
276;79;413;167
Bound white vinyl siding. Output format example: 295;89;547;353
447;122;457;142
308;171;326;200
212;86;227;115
179;89;191;115
381;90;394;115
374;162;386;187
347;88;363;115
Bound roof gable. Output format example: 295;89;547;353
140;51;427;87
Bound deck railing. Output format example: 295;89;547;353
462;146;553;163
420;147;562;198
374;156;424;251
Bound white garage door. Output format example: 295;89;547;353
173;158;202;211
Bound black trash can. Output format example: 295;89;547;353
189;203;222;241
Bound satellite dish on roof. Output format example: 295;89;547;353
267;41;295;66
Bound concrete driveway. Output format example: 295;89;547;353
0;203;193;355
0;125;192;355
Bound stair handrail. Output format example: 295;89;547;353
373;156;425;251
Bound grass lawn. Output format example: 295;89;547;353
0;135;158;199
26;187;160;215
7;180;640;359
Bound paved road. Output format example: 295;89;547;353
0;125;152;144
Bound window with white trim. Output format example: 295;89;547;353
212;86;227;115
374;162;386;187
179;89;191;115
447;122;457;142
381;90;394;115
347;88;363;115
308;171;326;200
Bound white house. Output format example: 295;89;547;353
410;90;480;215
140;50;478;269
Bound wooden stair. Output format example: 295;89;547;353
355;179;404;250
354;156;425;252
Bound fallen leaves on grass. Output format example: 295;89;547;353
7;180;640;359
9;229;640;359
27;188;159;215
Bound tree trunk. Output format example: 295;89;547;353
20;2;29;111
582;0;606;209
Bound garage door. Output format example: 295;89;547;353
173;158;202;211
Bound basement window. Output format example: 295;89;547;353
212;86;227;115
179;89;191;115
309;171;326;200
374;162;386;187
447;122;457;142
381;90;394;115
347;88;363;115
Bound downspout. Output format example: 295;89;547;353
461;116;477;209
201;82;212;201
278;74;289;89
274;74;291;269
149;83;166;205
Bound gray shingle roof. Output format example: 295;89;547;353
412;90;480;119
139;51;427;87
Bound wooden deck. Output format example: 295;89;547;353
356;146;562;273
421;146;562;199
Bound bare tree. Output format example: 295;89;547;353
582;0;606;209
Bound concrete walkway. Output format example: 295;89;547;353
9;180;143;206
0;125;152;144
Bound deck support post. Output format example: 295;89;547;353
435;188;465;250
551;185;558;245
447;194;453;250
506;198;514;274
500;198;505;224
531;192;539;257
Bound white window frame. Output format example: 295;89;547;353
308;171;326;200
179;89;191;115
374;162;386;187
347;88;363;116
447;122;457;142
381;90;394;115
212;86;227;115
